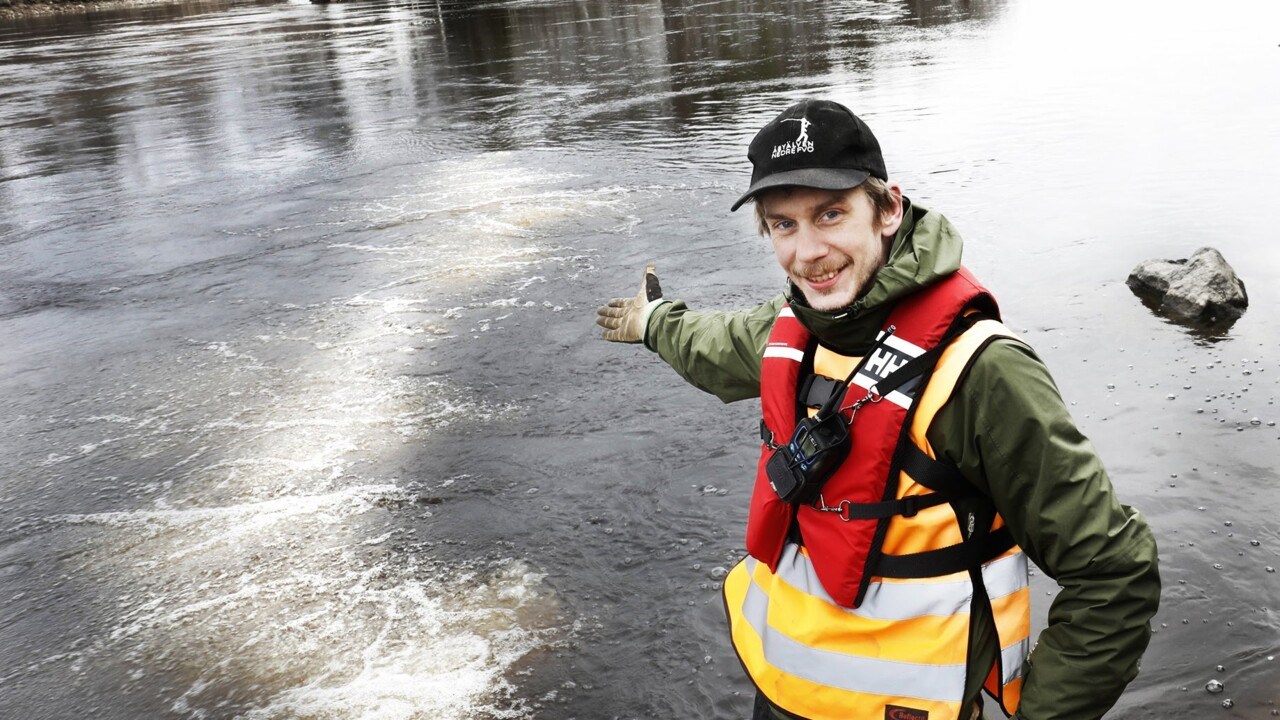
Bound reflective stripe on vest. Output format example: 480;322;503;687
727;283;1032;720
726;548;1030;717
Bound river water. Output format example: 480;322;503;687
1;0;1278;718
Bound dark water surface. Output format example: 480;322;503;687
2;0;1279;718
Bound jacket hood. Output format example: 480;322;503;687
787;198;964;355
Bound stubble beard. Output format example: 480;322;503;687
794;240;887;312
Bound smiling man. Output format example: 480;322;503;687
595;99;1159;720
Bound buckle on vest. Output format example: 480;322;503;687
900;495;920;518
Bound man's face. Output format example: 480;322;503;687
759;185;903;311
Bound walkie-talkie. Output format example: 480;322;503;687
764;327;896;505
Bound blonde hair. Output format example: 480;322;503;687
753;178;896;236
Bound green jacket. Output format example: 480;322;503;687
644;201;1159;720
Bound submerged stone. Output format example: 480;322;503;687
1127;247;1248;327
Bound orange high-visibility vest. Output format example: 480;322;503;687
725;269;1031;720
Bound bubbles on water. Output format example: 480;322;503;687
54;484;562;720
1267;566;1276;573
1222;698;1234;709
1205;679;1225;694
1250;540;1261;547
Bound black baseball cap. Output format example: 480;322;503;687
730;99;888;212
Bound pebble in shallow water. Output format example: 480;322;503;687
1205;679;1224;694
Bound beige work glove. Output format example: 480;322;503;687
595;263;664;343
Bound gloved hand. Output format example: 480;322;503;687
595;263;664;343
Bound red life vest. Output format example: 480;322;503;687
727;268;1031;719
747;267;1003;608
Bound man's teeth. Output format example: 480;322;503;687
809;268;841;283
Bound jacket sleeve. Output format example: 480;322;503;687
927;339;1160;720
643;296;784;404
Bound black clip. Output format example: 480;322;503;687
759;419;778;450
900;495;920;518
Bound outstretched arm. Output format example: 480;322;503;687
644;297;782;403
594;265;782;403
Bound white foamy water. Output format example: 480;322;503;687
53;487;557;720
5;152;636;718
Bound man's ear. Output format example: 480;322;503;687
879;183;905;238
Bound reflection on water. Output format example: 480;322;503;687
2;0;1279;718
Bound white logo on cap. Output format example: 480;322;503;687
772;116;815;159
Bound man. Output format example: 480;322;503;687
595;99;1159;720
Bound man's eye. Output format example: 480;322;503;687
774;220;795;231
822;210;842;221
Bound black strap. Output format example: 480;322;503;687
819;445;977;520
862;312;983;402
897;442;976;497
825;492;952;520
875;526;1015;578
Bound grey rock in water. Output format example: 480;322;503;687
1127;247;1248;326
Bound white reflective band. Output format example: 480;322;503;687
778;307;796;318
982;551;1030;601
840;331;927;410
881;332;926;358
762;545;1027;622
849;372;914;410
764;346;805;363
1002;638;1030;684
740;569;968;703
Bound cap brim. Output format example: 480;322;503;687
729;168;872;212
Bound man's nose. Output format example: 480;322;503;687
793;224;828;264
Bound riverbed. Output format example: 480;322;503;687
1;0;1278;718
